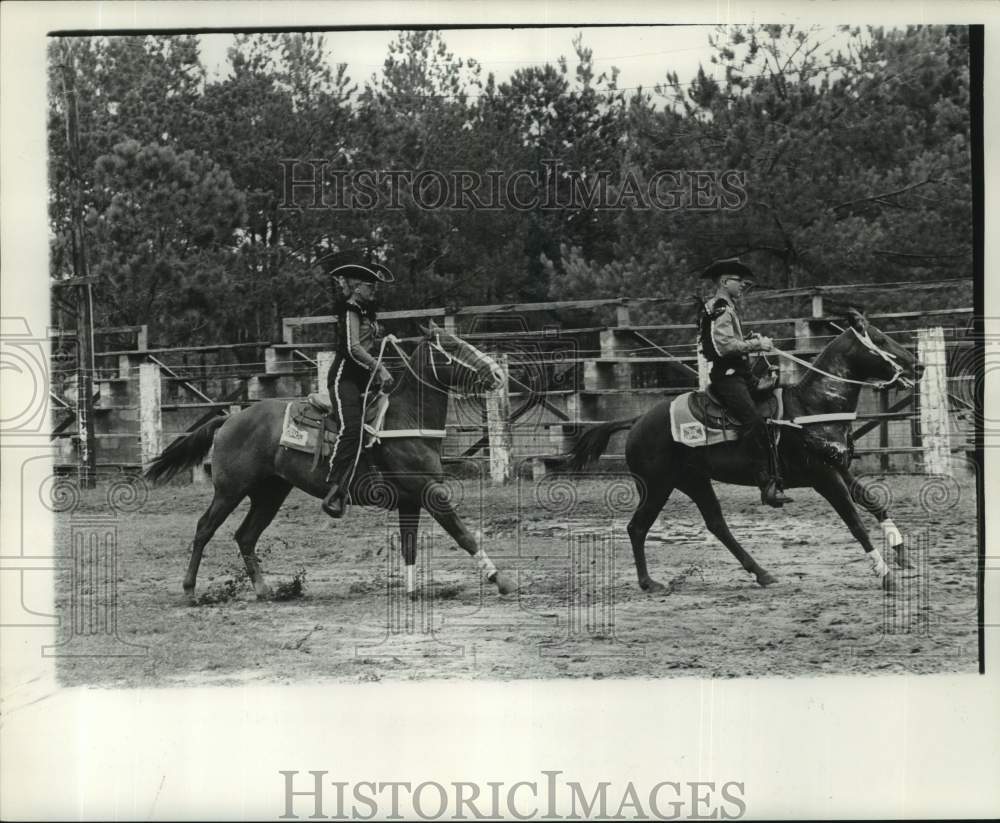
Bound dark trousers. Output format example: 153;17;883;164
326;358;366;490
710;373;772;477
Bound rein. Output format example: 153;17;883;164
382;334;496;399
428;333;490;388
772;327;908;390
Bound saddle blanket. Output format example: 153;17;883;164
279;392;445;457
670;388;784;448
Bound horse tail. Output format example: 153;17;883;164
144;416;226;485
566;417;640;471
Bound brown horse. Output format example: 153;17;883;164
567;310;925;593
144;321;517;601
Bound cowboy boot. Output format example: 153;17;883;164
762;477;793;508
756;469;792;508
321;483;346;518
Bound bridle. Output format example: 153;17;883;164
772;325;910;390
428;332;500;389
377;333;501;398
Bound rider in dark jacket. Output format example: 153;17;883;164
321;262;395;518
699;259;791;508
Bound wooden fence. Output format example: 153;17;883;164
51;279;976;482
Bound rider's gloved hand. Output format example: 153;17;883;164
378;366;395;391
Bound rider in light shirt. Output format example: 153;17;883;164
698;258;791;508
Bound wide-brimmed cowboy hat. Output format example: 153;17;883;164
700;258;755;281
332;263;395;284
321;260;395;284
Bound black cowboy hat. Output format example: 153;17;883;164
330;262;395;284
700;258;755;281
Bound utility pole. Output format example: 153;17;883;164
59;43;97;488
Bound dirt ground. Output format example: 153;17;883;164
54;470;981;686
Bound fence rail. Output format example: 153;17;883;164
52;279;976;481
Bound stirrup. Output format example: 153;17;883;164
760;479;792;508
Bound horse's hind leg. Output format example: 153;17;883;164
184;491;243;602
626;479;674;593
233;476;293;599
678;475;777;587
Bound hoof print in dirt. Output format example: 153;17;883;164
434;584;463;600
194;578;244;606
272;571;307;602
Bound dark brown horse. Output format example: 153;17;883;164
144;321;517;601
567;310;925;593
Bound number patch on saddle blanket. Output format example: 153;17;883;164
678;421;708;446
279;400;340;455
669;389;784;448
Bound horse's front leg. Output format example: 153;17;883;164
397;498;421;600
812;467;895;592
422;481;518;595
839;466;911;569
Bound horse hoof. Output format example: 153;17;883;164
182;587;198;606
255;585;273;601
641;579;667;594
756;571;779;587
893;547;914;570
494;572;518;595
881;572;896;593
408;590;420;602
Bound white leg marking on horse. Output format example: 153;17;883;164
868;549;889;578
406;565;416;594
474;549;498;581
881;518;903;548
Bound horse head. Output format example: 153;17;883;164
827;307;924;389
417;320;504;393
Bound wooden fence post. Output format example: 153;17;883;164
485;353;512;484
191;452;212;485
317;351;335;394
616;302;631;328
138;362;163;469
264;346;280;373
917;326;952;476
811;293;825;318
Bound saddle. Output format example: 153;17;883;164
279;390;447;463
670;388;784;448
278;392;391;462
304;391;389;436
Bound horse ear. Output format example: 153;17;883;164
418;323;430;337
845;307;868;333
